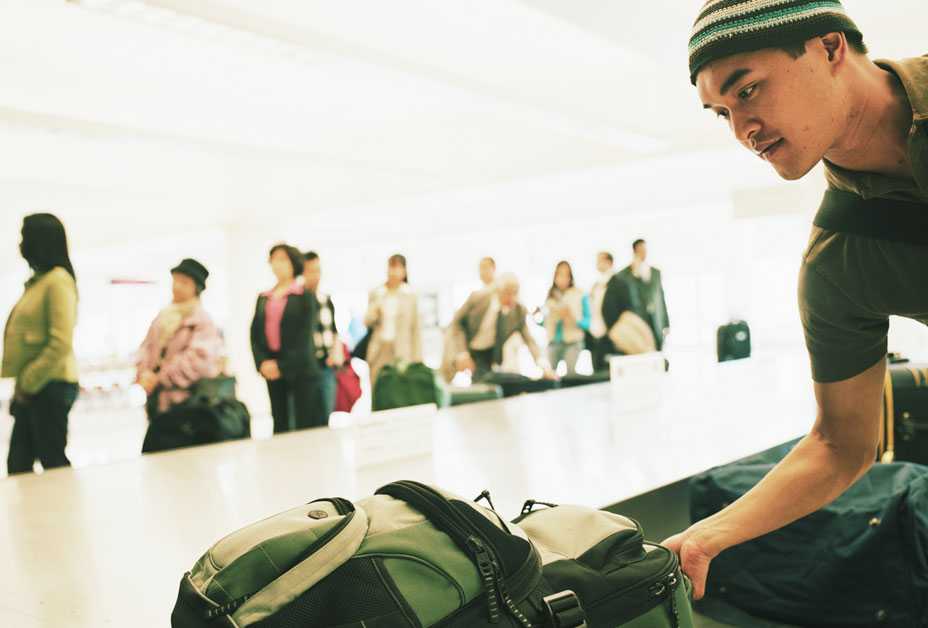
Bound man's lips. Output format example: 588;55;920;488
754;138;784;159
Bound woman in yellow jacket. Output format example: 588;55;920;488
2;214;79;474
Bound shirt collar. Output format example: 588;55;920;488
877;57;928;122
262;281;303;298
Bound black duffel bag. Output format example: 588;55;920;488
143;376;251;454
879;361;928;465
478;372;559;397
691;460;928;627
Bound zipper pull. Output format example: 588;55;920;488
468;537;501;624
654;572;681;628
520;499;559;516
475;490;497;512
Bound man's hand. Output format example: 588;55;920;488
138;371;159;395
260;360;282;381
662;524;719;601
454;353;476;373
13;387;34;405
541;367;558;381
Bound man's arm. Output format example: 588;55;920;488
664;357;885;599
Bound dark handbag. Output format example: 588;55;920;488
352;329;372;361
143;376;250;454
717;321;751;363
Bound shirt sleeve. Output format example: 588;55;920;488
798;261;888;383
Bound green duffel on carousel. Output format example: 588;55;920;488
171;481;694;627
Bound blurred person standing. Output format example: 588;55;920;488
3;214;79;475
136;258;224;421
544;261;590;376
617;239;670;350
363;254;422;392
478;256;496;291
302;251;344;419
587;251;615;371
250;244;324;434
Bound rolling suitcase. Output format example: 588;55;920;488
716;321;750;362
879;361;928;465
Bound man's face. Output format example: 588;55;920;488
479;260;495;285
171;273;197;304
697;41;845;181
634;243;647;263
596;255;612;274
498;285;518;309
303;259;321;292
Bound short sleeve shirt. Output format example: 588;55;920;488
799;55;928;382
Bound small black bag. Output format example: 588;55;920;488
716;321;750;362
478;372;558;397
352;330;372;362
143;376;251;454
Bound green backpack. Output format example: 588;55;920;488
172;481;694;628
372;362;441;411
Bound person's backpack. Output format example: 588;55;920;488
372;362;439;411
691;460;928;627
143;376;251;454
171;481;694;628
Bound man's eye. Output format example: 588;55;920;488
716;110;729;120
738;85;756;100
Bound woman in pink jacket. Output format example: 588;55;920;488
136;258;225;419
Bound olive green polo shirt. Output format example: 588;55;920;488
799;55;928;383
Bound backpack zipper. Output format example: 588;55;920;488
379;481;536;627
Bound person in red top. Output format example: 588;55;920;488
250;244;324;434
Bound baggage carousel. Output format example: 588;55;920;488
0;351;815;627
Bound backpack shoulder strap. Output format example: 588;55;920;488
813;189;928;245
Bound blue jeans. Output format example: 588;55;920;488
320;366;337;418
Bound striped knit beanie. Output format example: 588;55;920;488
688;0;862;85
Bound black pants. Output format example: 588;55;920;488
470;349;497;382
7;380;79;475
267;376;326;434
588;335;613;372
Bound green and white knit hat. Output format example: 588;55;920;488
688;0;862;85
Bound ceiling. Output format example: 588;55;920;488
0;0;924;256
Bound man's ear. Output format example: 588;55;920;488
819;31;847;66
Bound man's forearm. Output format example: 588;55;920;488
698;431;872;555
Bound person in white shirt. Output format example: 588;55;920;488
363;254;422;389
479;256;496;291
587;251;615;371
